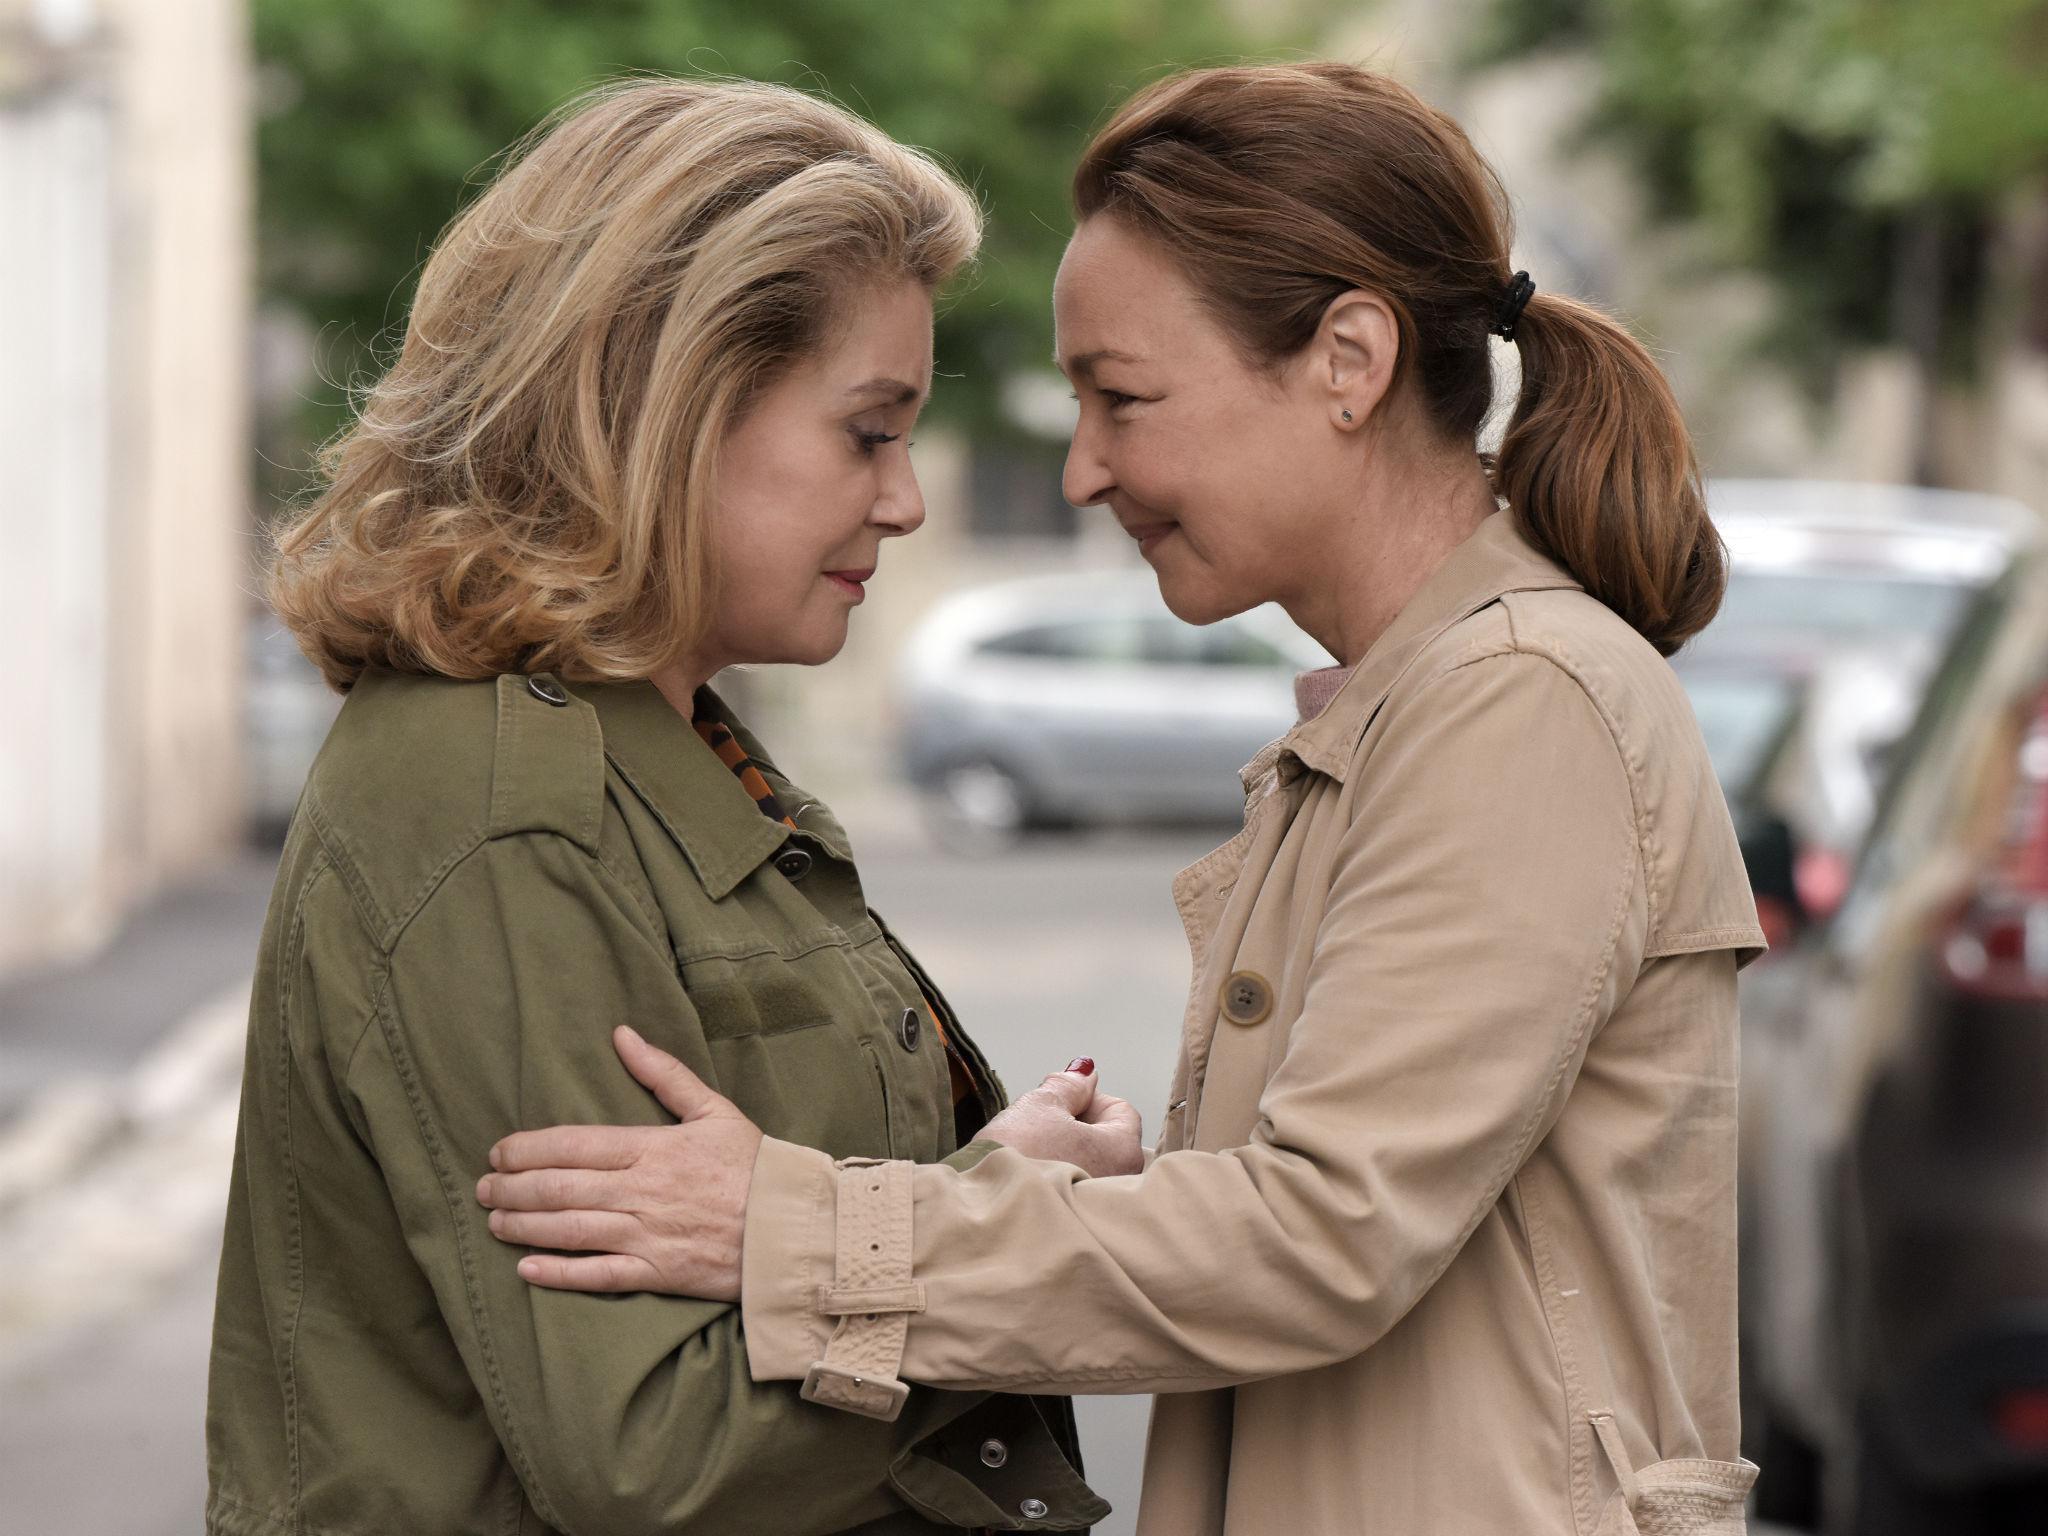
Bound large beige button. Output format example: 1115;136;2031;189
1220;970;1272;1026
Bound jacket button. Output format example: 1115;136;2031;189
526;675;568;706
979;1437;1008;1468
1220;970;1273;1026
898;1007;922;1052
773;847;813;881
1019;1498;1048;1520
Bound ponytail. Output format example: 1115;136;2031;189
1491;294;1726;657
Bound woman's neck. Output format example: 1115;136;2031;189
650;658;716;721
1286;442;1498;669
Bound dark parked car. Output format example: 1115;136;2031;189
1740;550;2048;1534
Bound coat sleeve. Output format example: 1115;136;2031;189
740;650;1651;1397
340;829;988;1536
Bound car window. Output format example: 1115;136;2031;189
1133;618;1212;667
977;618;1149;664
1708;570;1972;654
977;614;1283;668
1864;571;2018;848
1193;626;1292;668
1832;569;2021;946
1681;673;1801;796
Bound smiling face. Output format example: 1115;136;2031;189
698;279;935;670
1055;216;1367;626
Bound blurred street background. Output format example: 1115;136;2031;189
4;1;2048;1532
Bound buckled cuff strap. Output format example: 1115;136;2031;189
799;1157;919;1420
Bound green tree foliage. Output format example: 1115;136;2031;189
1470;0;2048;384
253;0;1293;463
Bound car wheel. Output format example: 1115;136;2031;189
922;757;1031;855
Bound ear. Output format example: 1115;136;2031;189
1315;290;1399;433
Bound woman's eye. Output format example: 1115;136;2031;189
853;429;901;455
1066;388;1143;412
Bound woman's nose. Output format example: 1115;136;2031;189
1062;416;1113;509
872;453;926;537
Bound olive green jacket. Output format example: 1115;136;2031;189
205;671;1107;1536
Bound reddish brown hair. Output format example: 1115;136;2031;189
1074;62;1724;656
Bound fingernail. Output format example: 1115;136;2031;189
475;1175;492;1206
488;1145;502;1171
1066;1056;1095;1076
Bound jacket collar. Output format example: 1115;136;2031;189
1265;511;1581;787
570;680;814;900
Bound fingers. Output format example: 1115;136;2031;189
486;1206;640;1254
476;1167;634;1213
516;1251;662;1294
490;1124;646;1174
1025;1067;1099;1119
614;1026;736;1123
1080;1092;1142;1140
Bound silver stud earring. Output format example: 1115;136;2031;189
1341;410;1353;422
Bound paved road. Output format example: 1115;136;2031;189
862;827;1214;1529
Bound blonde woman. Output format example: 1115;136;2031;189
206;79;1122;1536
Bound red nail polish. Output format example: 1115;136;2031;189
1067;1056;1095;1076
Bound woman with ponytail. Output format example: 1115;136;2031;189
477;63;1767;1535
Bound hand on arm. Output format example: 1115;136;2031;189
477;1030;1145;1298
479;1026;759;1299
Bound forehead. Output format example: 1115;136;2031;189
811;280;935;382
1053;217;1209;368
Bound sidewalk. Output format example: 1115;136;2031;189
0;851;276;1123
0;854;270;1530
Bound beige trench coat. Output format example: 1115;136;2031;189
742;512;1767;1535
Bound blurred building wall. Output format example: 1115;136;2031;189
0;0;249;977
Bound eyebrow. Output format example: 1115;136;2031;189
843;376;928;407
1057;348;1143;378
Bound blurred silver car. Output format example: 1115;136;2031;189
896;570;1331;846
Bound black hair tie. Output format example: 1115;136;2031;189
1490;271;1536;341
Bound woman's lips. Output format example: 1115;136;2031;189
824;568;874;602
1127;522;1176;556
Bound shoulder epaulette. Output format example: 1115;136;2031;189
487;673;605;853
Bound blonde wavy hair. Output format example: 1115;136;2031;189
271;77;982;690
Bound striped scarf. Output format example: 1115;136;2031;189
691;718;796;828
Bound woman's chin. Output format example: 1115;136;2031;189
1154;568;1251;629
782;620;854;668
